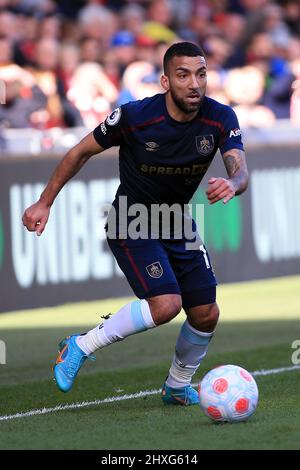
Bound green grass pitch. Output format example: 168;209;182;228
0;275;299;450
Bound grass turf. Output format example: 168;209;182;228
0;275;299;450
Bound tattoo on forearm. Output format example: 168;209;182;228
224;155;240;177
223;149;249;194
223;150;243;177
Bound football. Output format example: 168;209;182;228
199;364;259;423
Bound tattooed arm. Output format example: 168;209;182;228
222;148;249;195
206;148;249;205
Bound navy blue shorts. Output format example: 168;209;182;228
107;236;217;309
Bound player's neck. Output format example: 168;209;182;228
165;93;199;122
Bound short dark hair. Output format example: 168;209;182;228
163;42;205;74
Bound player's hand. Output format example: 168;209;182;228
22;200;50;236
206;177;236;205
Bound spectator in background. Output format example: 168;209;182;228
141;21;177;45
261;32;294;119
80;36;102;63
28;37;63;127
16;0;58;15
263;68;293;119
28;38;82;127
0;64;47;128
184;3;217;44
117;60;161;105
14;12;39;66
238;0;272;13
224;65;276;127
287;37;300;62
110;30;137;76
120;3;146;36
59;14;81;44
0;35;14;66
142;0;177;45
39;13;62;40
0;0;299;130
246;32;274;64
261;5;291;80
0;10;17;39
57;43;80;95
168;0;193;31
218;13;247;67
263;3;291;47
204;35;233;71
206;69;229;104
244;9;293;119
135;34;160;65
78;4;119;49
67;62;118;129
283;0;300;36
102;47;123;89
237;0;272;56
147;0;174;28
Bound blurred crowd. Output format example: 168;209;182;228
1;0;300;132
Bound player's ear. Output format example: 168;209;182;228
160;74;169;92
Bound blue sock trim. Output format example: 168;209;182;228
130;300;147;332
181;322;211;345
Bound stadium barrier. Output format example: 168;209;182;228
0;124;299;312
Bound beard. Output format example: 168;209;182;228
169;86;203;114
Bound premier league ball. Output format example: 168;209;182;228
199;364;259;423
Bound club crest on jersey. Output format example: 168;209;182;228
106;107;121;126
196;135;214;155
146;261;163;278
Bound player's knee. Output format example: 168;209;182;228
208;302;220;327
188;302;220;332
156;297;182;325
202;302;219;331
148;294;182;326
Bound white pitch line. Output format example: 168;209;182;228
1;365;299;422
0;389;160;422
251;365;300;376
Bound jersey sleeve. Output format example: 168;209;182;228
219;106;244;154
93;106;127;149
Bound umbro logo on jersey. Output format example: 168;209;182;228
196;135;214;155
145;142;159;151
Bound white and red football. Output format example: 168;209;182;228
198;364;259;423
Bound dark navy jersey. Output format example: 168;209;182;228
93;93;244;207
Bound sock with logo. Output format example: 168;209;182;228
76;299;156;355
166;320;214;388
